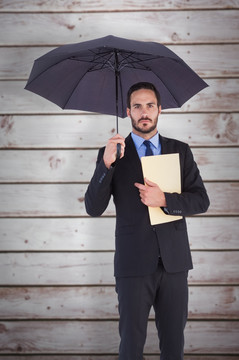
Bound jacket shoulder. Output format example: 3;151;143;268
160;134;189;152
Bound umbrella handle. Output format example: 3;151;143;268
116;143;121;159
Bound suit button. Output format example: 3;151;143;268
98;172;106;184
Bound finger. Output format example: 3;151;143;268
144;177;157;187
111;134;125;143
106;138;125;152
134;182;146;190
109;140;126;151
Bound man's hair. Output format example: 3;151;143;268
127;82;161;108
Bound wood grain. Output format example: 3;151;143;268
0;356;236;360
0;285;238;320
1;0;238;12
0;217;238;251
205;182;239;216
0;320;238;354
0;357;236;360
1;113;238;149
0;252;238;286
0;148;238;182
0;148;239;183
0;11;238;46
0;183;237;217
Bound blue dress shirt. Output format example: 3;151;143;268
131;132;161;159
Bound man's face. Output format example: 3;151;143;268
127;89;161;137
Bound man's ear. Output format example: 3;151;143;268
127;108;131;117
158;105;162;115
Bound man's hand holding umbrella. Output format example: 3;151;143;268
103;134;125;169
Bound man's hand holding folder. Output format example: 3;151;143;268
134;178;167;208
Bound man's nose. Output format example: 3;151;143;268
141;107;148;118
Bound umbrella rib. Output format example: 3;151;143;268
62;70;89;109
89;50;115;70
70;50;114;71
124;52;182;107
120;52;181;107
152;68;181;107
67;51;182;110
26;59;66;87
70;50;164;73
87;49;122;71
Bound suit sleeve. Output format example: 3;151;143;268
164;144;210;217
84;148;115;217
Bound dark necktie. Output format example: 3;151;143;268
143;140;153;156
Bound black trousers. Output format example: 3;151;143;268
115;259;188;360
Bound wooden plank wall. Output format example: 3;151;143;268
0;0;239;359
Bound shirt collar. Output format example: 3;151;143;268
131;131;159;150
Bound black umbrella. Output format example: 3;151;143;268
25;35;208;156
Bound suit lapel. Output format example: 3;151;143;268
124;134;144;182
159;134;169;155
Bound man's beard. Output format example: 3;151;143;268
130;115;158;134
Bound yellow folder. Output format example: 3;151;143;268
141;153;182;225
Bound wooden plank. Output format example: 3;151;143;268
0;183;238;217
1;44;239;80
192;148;239;181
0;150;98;183
0;184;84;217
0;218;116;252
188;286;239;320
0;320;238;354
0;285;238;320
0;148;238;182
181;78;239;113
1;0;239;12
0;150;97;183
0;252;238;285
190;251;239;285
1;113;238;148
1;79;239;114
0;11;238;46
0;357;237;360
0;357;236;360
187;217;239;250
205;182;239;216
0;252;115;286
0;217;238;251
168;44;239;78
0;184;88;217
0;81;65;114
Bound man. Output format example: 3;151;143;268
85;82;210;359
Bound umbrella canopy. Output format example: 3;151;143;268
25;35;208;128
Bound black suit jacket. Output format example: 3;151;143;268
85;134;210;277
